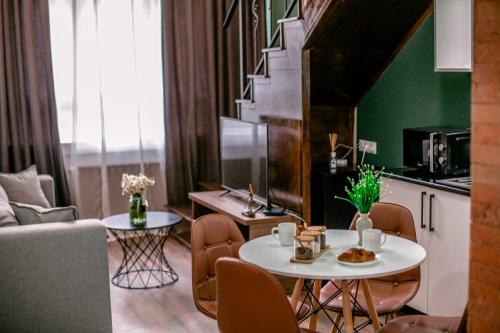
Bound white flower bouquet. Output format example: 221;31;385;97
121;173;155;196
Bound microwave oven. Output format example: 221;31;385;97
403;127;470;176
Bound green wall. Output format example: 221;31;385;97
357;13;471;168
266;0;298;47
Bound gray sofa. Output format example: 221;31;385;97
0;175;112;333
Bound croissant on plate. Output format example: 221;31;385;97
338;248;375;263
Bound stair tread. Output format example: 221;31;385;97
277;17;301;24
247;74;267;79
262;47;283;53
235;99;255;104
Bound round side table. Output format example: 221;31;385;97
103;211;182;289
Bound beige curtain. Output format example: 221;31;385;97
162;0;242;204
0;0;71;205
49;0;166;218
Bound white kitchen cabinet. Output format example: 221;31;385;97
380;177;470;316
380;178;429;313
427;188;470;316
434;0;473;71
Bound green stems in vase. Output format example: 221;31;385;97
335;164;383;246
129;193;148;226
335;164;382;214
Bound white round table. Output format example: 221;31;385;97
239;230;426;332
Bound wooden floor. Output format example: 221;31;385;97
108;238;375;333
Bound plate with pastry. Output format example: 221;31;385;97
335;247;380;267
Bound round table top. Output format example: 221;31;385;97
102;211;182;231
239;230;426;280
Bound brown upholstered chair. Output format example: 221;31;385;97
319;202;421;322
216;257;318;333
191;214;246;318
191;213;309;320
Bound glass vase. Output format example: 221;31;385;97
129;193;148;226
356;212;373;246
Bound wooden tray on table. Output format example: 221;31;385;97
290;245;331;264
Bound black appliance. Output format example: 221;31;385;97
311;168;358;229
403;126;470;176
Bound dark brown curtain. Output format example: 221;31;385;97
0;1;71;206
162;0;241;204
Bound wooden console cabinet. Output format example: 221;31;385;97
190;191;300;240
167;190;300;247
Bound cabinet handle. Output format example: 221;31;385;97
429;194;435;232
420;191;427;229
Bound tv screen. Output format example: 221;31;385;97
220;117;268;204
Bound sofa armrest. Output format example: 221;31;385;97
38;174;56;207
0;220;112;333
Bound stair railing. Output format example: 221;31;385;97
223;0;301;116
241;0;300;99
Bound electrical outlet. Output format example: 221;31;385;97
359;139;377;154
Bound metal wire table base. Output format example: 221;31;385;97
109;226;178;289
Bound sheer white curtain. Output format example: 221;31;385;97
49;0;166;218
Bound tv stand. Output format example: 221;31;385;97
187;190;299;240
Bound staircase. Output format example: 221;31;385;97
238;17;304;122
238;14;305;213
231;0;434;219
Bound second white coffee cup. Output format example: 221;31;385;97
362;228;387;253
271;222;296;246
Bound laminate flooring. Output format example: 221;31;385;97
108;239;375;333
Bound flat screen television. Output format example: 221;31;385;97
219;117;268;205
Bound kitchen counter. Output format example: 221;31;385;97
382;168;470;196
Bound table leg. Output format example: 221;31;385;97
290;278;304;311
341;280;354;333
308;279;322;331
360;279;381;330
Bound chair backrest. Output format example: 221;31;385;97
215;257;302;333
191;213;245;318
350;202;420;282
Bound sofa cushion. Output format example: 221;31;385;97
10;202;77;225
0;186;18;227
0;165;51;208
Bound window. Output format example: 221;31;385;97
49;0;164;153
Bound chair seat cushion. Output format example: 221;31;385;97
198;299;217;318
375;315;461;333
320;279;419;315
287;296;311;321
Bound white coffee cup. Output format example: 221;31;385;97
362;229;387;253
271;222;296;247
